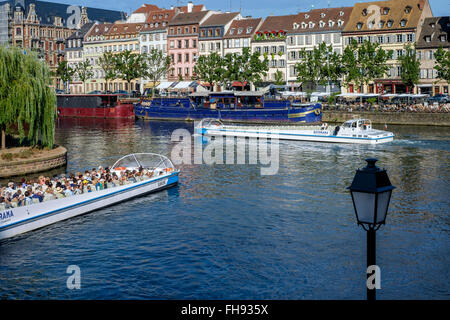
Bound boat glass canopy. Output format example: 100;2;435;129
111;153;175;171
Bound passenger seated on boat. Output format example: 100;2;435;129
44;188;56;202
55;187;65;199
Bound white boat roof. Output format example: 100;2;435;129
157;81;175;89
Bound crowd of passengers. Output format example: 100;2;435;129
0;166;161;210
324;102;450;113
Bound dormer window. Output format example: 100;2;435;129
337;20;343;27
357;22;363;30
293;23;299;29
362;9;368;16
321;13;326;18
309;22;314;28
95;28;99;32
304;14;309;19
368;21;375;29
152;15;156;19
328;20;334;27
400;19;407;27
301;22;307;29
387;20;393;28
339;11;344;16
230;28;235;35
246;27;253;33
440;35;447;42
237;28;243;34
319;21;325;28
405;6;412;13
383;7;390;15
430;22;435;28
379;20;385;28
155;22;159;27
425;36;431;42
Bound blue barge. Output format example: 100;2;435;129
134;91;322;123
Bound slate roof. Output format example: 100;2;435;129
223;18;262;38
288;7;353;34
168;10;210;26
67;22;95;40
1;0;125;27
256;14;298;33
416;16;450;48
200;12;239;27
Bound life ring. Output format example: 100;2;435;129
315;109;321;116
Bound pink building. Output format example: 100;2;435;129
167;9;214;81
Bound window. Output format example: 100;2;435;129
319;21;325;28
234;39;240;48
440;35;447;42
298;35;304;45
216;28;221;36
177;54;182;63
397;34;403;43
337;20;344;27
279;60;285;67
278;46;285;53
185;27;189;33
357;22;363;30
271;46;277;53
378;35;384;43
178;40;182;48
405;6;412;13
333;33;340;43
271;60;277;67
185;67;189;76
315;34;322;44
425;36;431;43
400;20;407;27
357;36;363;44
185;40;189;48
193;40;197;48
170;40;174;49
324;34;331;44
230;28;235;35
383;7;390;15
362;9;368;16
263;46;269;53
305;35;311;45
289;36;295;45
407;34;414;42
200;43;205;52
185;53;189;62
328;20;334;27
255;46;261;53
243;39;249;47
209;42;214;51
247;27;253;34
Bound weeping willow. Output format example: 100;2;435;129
0;46;57;149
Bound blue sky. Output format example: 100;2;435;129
54;0;449;18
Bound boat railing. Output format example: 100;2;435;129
111;153;175;172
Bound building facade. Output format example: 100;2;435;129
342;0;433;94
252;15;297;84
65;22;94;93
198;12;240;57
223;17;262;55
286;7;353;90
416;16;449;95
167;9;213;81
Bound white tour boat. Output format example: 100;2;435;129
0;153;179;241
196;118;394;144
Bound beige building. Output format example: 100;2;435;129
416;16;449;95
342;0;433;94
223;17;263;55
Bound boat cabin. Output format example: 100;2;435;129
341;119;373;131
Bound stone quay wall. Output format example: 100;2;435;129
322;111;450;126
0;146;67;178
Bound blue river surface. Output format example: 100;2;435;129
0;118;449;300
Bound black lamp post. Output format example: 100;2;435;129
348;158;395;301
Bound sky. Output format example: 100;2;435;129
51;0;450;18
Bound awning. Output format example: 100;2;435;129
173;81;196;89
417;84;432;88
232;81;248;87
157;81;175;89
144;81;160;89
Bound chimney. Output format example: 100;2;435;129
418;0;425;10
187;1;193;13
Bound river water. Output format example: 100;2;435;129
0;118;449;299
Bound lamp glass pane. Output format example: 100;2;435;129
376;190;392;223
352;191;375;224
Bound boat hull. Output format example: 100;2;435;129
0;172;179;241
134;102;322;123
57;95;135;119
199;128;394;144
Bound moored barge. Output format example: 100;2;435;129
57;94;135;119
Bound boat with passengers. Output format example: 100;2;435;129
134;90;322;123
0;153;179;241
196;118;394;144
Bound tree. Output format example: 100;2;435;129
75;60;94;93
434;46;450;83
223;47;269;91
342;39;392;99
398;44;420;97
0;46;56;149
273;70;285;85
193;52;225;91
99;52;118;93
56;61;75;93
114;50;147;93
143;49;172;96
295;48;321;91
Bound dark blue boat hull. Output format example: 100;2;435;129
134;99;322;123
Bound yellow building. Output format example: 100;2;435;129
342;0;432;94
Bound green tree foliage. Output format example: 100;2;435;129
75;60;94;93
342;39;392;92
193;52;225;91
56;61;75;93
434;46;450;83
99;52;118;92
143;49;172;97
398;44;420;93
273;70;285;85
114;50;147;93
223;48;269;91
0;46;56;149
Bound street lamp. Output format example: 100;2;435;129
347;158;396;301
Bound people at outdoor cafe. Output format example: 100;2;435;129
0;166;159;210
